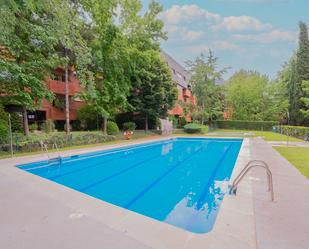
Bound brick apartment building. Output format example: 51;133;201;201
161;51;196;122
3;50;195;129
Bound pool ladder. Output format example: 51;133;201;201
229;160;274;201
40;141;62;164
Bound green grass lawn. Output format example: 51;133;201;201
274;146;309;178
210;129;303;142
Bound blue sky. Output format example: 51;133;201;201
142;0;309;79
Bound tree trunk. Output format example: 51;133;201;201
65;64;70;135
103;117;107;135
145;114;148;132
22;106;29;136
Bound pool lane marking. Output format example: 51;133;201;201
124;144;207;209
183;143;234;232
48;141;171;180
195;143;234;210
23;140;173;172
78;141;194;192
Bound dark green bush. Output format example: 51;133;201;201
178;117;187;128
107;121;119;135
41;119;55;133
274;125;309;139
29;123;38;132
0;105;9;143
122;122;136;131
10;112;23;132
184;123;209;134
215;120;278;131
77;105;98;130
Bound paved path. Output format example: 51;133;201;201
268;141;309;147
250;138;309;249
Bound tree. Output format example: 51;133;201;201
291;21;309;124
186;51;227;124
54;0;92;134
80;0;132;134
226;70;288;121
128;50;177;130
0;1;59;135
301;80;309;118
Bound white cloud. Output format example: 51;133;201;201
160;5;221;25
213;15;272;32
232;30;296;43
212;40;243;51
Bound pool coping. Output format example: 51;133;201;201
0;136;255;249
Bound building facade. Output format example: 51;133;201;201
162;51;196;122
25;68;85;129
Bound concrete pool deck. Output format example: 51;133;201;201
0;137;308;249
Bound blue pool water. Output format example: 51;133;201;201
17;138;242;234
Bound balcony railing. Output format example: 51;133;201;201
46;79;82;96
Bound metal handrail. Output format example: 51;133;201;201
40;141;62;163
230;160;274;201
40;141;50;159
234;160;271;191
52;142;61;159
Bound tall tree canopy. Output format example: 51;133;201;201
0;0;60;134
186;51;227;124
226;70;288;121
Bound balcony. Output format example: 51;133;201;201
46;79;82;96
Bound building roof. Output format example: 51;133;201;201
161;51;190;89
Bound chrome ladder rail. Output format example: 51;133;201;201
40;141;62;163
230;160;274;201
40;141;50;160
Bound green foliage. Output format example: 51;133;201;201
216;120;278;131
184;123;209;134
279;22;309;125
41;119;55;133
274;125;309;139
178;117;187;128
128;50;177;129
77;105;98;130
186;51;227;123
0;1;57;110
107;121;119;135
28;123;38;132
122;122;137;131
226;70;288;121
10;112;23;132
5;132;116;152
301;80;309;118
0;105;8;143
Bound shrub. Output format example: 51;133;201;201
41;119;55;133
0;105;9;143
122;122;137;131
274;125;309;139
184;123;209;134
178;117;187;128
10;112;23;132
107;121;119;135
215;120;278;131
77;105;98;130
29;123;38;132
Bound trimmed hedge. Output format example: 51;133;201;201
122;122;137;131
0;132;116;153
184;123;209;134
107;121;119;135
215;120;278;131
274;125;309;139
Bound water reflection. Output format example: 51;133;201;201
164;179;229;233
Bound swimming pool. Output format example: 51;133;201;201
17;137;243;234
